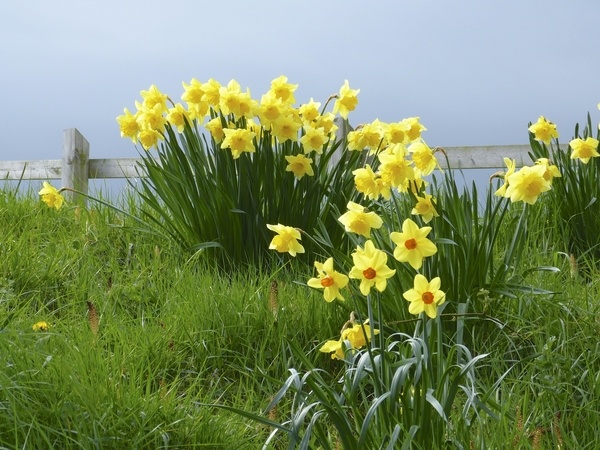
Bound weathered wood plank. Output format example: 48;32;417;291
62;129;89;204
0;160;62;180
437;144;534;169
89;158;146;179
0;143;551;182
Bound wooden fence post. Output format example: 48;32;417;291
61;128;89;204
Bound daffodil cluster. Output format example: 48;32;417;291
493;157;559;205
117;76;359;179
345;122;443;222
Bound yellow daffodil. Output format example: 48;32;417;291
348;240;396;295
271;114;302;143
236;91;259;119
343;321;379;349
166;103;190;133
314;112;338;136
222;128;256;159
270;75;298;105
182;78;205;105
200;78;221;109
409;140;440;176
307;257;349;302
319;338;346;360
285;154;314;180
528;116;559;145
138;128;163;150
205;117;225;143
135;102;167;133
32;321;49;332
299;98;321;123
258;93;285;127
378;143;414;191
353;165;389;200
534;158;561;182
338;201;383;238
390;218;437;270
403;117;427;142
384;121;411;145
359;121;385;154
140;84;168;112
219;80;250;117
505;164;551;205
403;274;446;319
569;137;600;164
494;158;516;197
320;321;379;360
333;80;359;119
411;193;439;223
116;108;140;143
266;224;305;256
300;125;328;154
38;182;65;210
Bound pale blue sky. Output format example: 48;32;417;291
1;1;599;164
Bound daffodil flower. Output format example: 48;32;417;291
528;116;559;145
403;274;446;319
338;201;383;238
348;240;396;295
390;218;437;270
307;257;349;302
38;182;65;210
569;137;600;164
266;224;305;257
505;165;551;205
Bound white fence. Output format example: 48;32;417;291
0;128;538;203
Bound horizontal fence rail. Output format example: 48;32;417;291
1;127;561;202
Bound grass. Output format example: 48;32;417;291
1;183;599;449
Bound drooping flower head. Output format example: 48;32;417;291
409;140;440;177
338;201;383;238
166;103;190;133
285;154;314;180
534;158;561;182
266;224;305;257
411;193;439;223
116;108;140;143
320;321;379;360
348;240;396;295
569;137;600;164
333;80;359;119
205;117;225;143
528;116;559;145
505;164;552;205
307;257;349;302
353;165;390;200
403;274;446;319
38;182;65;210
390;218;438;270
494;157;516;197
